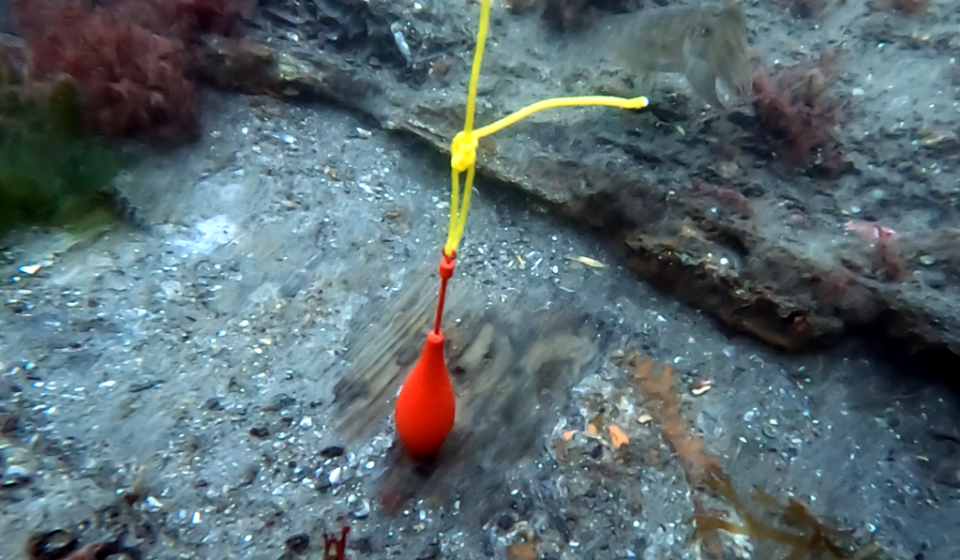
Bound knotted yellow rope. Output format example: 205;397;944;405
444;0;649;256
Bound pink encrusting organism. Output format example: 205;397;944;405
844;220;906;283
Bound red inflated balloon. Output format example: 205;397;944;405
394;330;455;461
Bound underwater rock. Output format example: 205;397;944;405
186;3;960;361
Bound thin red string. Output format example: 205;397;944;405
433;250;456;335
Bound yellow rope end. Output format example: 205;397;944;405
628;96;650;109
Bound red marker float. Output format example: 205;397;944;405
394;252;456;461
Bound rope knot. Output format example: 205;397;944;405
450;131;478;172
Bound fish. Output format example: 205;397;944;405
607;1;754;110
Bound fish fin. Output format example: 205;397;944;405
686;57;724;109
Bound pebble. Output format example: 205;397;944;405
145;496;163;512
354;498;371;519
328;467;342;485
1;464;31;488
416;540;442;559
240;465;259;486
715;161;740;179
918;129;959;152
921;270;947;289
285;534;310;554
264;393;296;412
25;529;79;560
320;445;345;458
0;441;35;489
204;398;223;411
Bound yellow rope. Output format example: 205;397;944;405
444;0;649;256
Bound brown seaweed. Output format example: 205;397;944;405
628;353;884;560
750;52;847;174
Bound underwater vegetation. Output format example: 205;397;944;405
322;527;350;560
629;354;888;560
12;0;249;145
0;51;129;235
1;0;250;234
751;51;848;175
694;470;888;560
